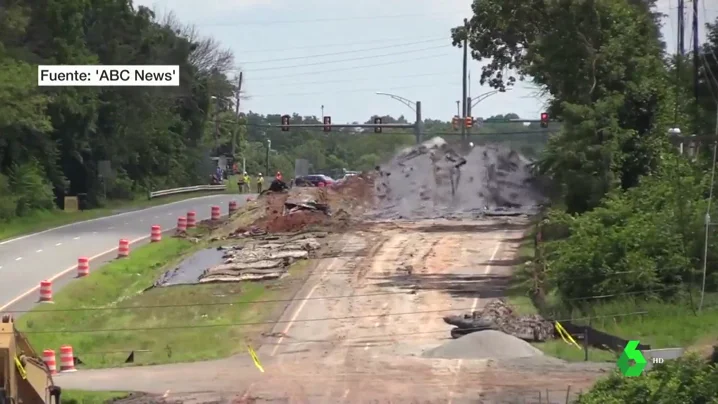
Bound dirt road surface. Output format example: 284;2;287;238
56;218;608;403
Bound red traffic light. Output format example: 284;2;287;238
452;116;459;130
464;116;473;128
323;116;331;132
540;112;549;128
281;114;290;131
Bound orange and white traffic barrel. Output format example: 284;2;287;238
43;349;57;375
211;205;221;220
59;345;77;372
186;211;196;228
77;257;89;277
39;280;53;303
118;239;130;257
177;216;187;232
151;225;161;242
228;201;238;214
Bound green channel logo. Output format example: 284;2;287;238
617;340;647;376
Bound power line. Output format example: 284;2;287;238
8;270;693;316
253;71;454;86
245;53;451;79
18;309;651;335
241;38;446;64
194;11;468;26
242;45;449;72
235;36;448;54
250;82;458;98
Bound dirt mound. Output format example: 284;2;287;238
370;137;546;220
422;329;544;360
243;178;373;234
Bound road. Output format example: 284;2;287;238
53;217;608;402
0;193;249;311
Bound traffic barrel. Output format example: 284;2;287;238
151;225;161;242
39;280;53;303
211;205;221;220
43;350;57;375
228;201;238;214
118;239;130;257
186;211;196;228
77;257;89;277
177;216;187;232
59;345;77;372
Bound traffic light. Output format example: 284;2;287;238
540;112;549;128
465;116;473;128
374;117;382;133
323;116;331;132
281;115;290;132
452;116;459;131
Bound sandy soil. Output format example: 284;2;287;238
58;217;609;403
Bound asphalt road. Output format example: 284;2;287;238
0;193;250;311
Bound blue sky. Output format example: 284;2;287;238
136;0;717;123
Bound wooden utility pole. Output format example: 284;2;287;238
461;18;469;140
232;72;243;158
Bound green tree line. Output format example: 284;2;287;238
455;0;718;397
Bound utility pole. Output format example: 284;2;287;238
692;0;699;104
414;101;423;144
678;0;684;55
461;18;469;140
456;100;460;117
265;137;270;176
232;72;242;158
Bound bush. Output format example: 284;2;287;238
577;355;718;403
7;159;55;216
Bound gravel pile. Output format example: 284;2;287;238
422;330;544;360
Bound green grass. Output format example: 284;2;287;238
16;233;305;368
62;390;129;404
0;190;232;242
505;228;718;362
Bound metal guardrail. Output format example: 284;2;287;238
148;184;227;199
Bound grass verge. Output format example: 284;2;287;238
0;190;234;242
16;227;310;368
506;227;718;362
62;390;129;404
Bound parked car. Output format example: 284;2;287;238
294;174;335;187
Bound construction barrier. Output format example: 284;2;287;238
211;205;221;220
186;211;196;228
39;281;53;303
77;257;89;277
177;216;187;232
42;350;57;375
150;225;161;242
118;239;130;257
229;200;238;214
59;345;77;372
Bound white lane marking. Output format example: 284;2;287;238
0;206;238;312
73;236;80;240
167;213;172;216
92;231;97;235
139;219;143;222
0;194;230;246
108;226;114;230
450;236;505;404
36;249;42;253
55;242;62;246
124;222;128;225
15;257;22;261
270;258;341;356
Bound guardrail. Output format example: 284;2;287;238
148;184;227;199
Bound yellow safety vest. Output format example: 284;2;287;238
257;176;264;184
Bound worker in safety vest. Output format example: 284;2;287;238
256;173;264;193
240;172;250;193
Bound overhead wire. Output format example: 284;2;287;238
250;82;458;98
235;35;450;54
241;38;447;64
238;53;451;79
194;11;469;26
241;45;449;72
252;71;454;87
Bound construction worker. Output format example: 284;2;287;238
237;172;245;193
242;172;250;193
256;173;264;193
